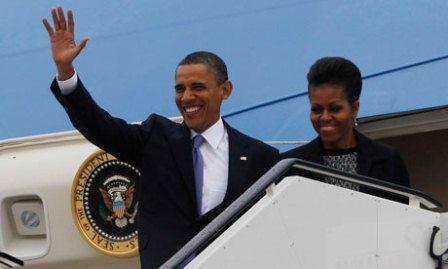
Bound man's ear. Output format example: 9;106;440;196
221;80;233;100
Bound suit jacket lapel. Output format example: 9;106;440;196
223;123;249;205
168;123;197;212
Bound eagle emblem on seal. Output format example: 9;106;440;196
72;151;140;257
99;176;138;228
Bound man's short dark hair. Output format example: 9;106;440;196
177;51;228;84
307;57;362;103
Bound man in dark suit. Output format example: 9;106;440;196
43;7;279;269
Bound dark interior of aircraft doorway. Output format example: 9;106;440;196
357;106;448;212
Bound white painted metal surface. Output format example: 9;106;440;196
1;132;446;268
187;176;440;269
0;132;139;268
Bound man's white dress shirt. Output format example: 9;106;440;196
191;119;229;215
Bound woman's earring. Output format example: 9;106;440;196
354;118;358;126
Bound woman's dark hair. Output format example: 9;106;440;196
307;57;362;103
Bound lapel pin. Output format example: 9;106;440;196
240;156;247;161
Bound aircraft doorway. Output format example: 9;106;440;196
357;106;448;212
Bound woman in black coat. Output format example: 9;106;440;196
281;57;410;200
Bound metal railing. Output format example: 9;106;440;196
161;158;442;268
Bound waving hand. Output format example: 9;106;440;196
42;7;88;80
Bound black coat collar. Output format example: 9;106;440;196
301;129;389;176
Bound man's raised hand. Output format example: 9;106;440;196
42;7;88;80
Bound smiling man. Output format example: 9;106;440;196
175;59;232;134
43;7;279;269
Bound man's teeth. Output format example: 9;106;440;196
185;106;200;113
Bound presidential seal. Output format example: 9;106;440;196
71;150;141;257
